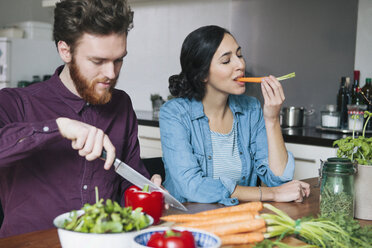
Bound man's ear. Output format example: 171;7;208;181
57;41;72;63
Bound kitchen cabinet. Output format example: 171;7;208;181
285;143;337;180
138;125;162;158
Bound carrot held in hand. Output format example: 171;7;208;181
238;72;295;83
220;232;265;245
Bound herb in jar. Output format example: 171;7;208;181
320;184;354;217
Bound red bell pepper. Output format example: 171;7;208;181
125;185;164;224
147;229;196;248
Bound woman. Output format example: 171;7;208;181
159;25;310;206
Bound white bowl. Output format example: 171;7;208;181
132;227;221;248
54;210;153;248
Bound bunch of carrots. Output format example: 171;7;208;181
160;201;265;246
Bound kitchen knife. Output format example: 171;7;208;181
101;150;187;211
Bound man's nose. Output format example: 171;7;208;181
102;62;116;79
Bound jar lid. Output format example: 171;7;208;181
323;157;355;174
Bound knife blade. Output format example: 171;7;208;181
101;150;187;211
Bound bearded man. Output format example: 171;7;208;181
0;0;161;237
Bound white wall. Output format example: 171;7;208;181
117;0;231;111
354;0;372;86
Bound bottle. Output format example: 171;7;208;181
345;77;352;104
350;70;360;105
361;78;372;130
336;77;348;129
319;157;356;218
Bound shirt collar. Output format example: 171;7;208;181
190;95;244;120
47;65;87;114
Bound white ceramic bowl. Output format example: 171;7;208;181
53;210;153;248
132;227;221;248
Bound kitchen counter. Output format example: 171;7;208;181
136;110;371;148
1;178;370;248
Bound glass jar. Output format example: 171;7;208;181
347;104;367;131
319;157;356;218
321;111;340;128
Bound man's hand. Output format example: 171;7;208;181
56;117;115;170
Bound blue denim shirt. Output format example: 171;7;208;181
159;95;294;206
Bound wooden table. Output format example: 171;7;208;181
0;178;370;248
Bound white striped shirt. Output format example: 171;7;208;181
210;120;242;182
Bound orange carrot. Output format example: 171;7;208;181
256;227;267;233
160;211;258;223
174;211;258;228
196;202;263;216
192;218;266;236
238;72;296;83
237;77;263;83
220;232;264;245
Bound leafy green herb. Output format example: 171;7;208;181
333;111;372;165
253;239;315;248
62;187;150;233
320;184;354;217
317;212;372;248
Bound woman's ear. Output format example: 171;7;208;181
57;41;72;63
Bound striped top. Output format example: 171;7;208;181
210;120;242;182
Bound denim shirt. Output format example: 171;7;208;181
159;94;294;206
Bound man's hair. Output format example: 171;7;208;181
53;0;133;53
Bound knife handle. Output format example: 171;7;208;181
100;149;107;160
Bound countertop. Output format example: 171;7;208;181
136;110;371;148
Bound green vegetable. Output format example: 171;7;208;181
318;212;372;248
333;111;372;165
62;187;150;233
253;239;315;248
320;184;354;217
258;204;369;248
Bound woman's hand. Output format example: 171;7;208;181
261;76;285;123
272;180;311;202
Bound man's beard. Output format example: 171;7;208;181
69;58;117;105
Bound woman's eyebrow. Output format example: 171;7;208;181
219;51;232;58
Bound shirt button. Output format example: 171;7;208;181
208;155;212;160
86;103;90;106
240;152;243;155
83;185;88;190
242;176;246;180
43;126;49;132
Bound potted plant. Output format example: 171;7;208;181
333;109;372;220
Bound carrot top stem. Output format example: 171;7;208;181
276;72;296;81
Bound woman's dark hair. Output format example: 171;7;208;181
169;25;230;101
53;0;133;53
